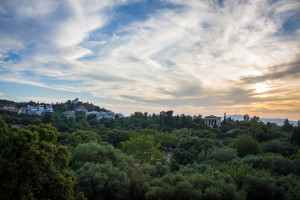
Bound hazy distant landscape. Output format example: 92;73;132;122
228;115;299;126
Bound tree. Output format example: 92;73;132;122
291;121;300;145
243;114;250;121
106;129;128;147
238;154;299;176
42;113;53;123
120;135;163;163
173;128;193;138
290;149;300;159
262;140;286;155
173;137;215;165
75;111;86;122
205;148;238;162
243;174;283;200
282;118;293;133
57;122;70;132
191;130;214;139
75;162;129;200
61;130;99;149
0;116;10;150
154;132;181;150
140;129;160;135
96;125;110;140
0;123;77;199
145;172;245;200
81;119;89;130
226;164;271;188
70;142;130;200
229;134;261;157
251;116;260;123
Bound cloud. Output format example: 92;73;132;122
0;0;300;118
241;59;300;84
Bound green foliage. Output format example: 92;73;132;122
140;128;160;135
145;171;245;200
75;162;129;200
1;103;300;200
229;134;261;157
75;111;86;122
291;121;300;145
70;142;130;200
50;100;108;113
262;140;294;156
0;122;76;200
120;135;163;163
61;130;99;149
191;130;215;139
0;116;10;150
4;111;43;125
243;174;284;200
173;137;215;165
173;128;193;137
233;154;300;176
277;174;300;200
134;162;170;178
290;149;300;159
129;170;151;200
229;118;282;142
154;132;181;149
225;164;288;199
95;125;110;140
105;129;128;147
282;118;294;133
80;119;89;130
57;122;70;132
70;142;128;171
42;113;54;123
124;129;139;139
139;129;181;149
205;148;238;162
226;164;272;187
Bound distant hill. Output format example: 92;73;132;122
0;99;110;113
228;115;298;126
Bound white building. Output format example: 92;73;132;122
37;105;45;111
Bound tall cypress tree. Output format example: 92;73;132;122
291;120;300;145
282;118;293;133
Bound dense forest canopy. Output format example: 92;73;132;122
0;100;300;200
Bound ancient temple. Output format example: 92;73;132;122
204;115;221;127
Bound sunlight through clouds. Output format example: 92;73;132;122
0;0;299;119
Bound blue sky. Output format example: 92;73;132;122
0;0;300;119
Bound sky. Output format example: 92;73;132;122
0;0;300;120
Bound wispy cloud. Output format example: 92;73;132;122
0;0;300;119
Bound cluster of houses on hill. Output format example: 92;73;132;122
1;104;54;116
0;98;124;120
63;105;123;120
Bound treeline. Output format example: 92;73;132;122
1;109;300;199
0;109;206;133
0;99;109;113
52;100;109;113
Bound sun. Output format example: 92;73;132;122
254;83;268;93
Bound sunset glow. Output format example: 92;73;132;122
254;83;268;93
